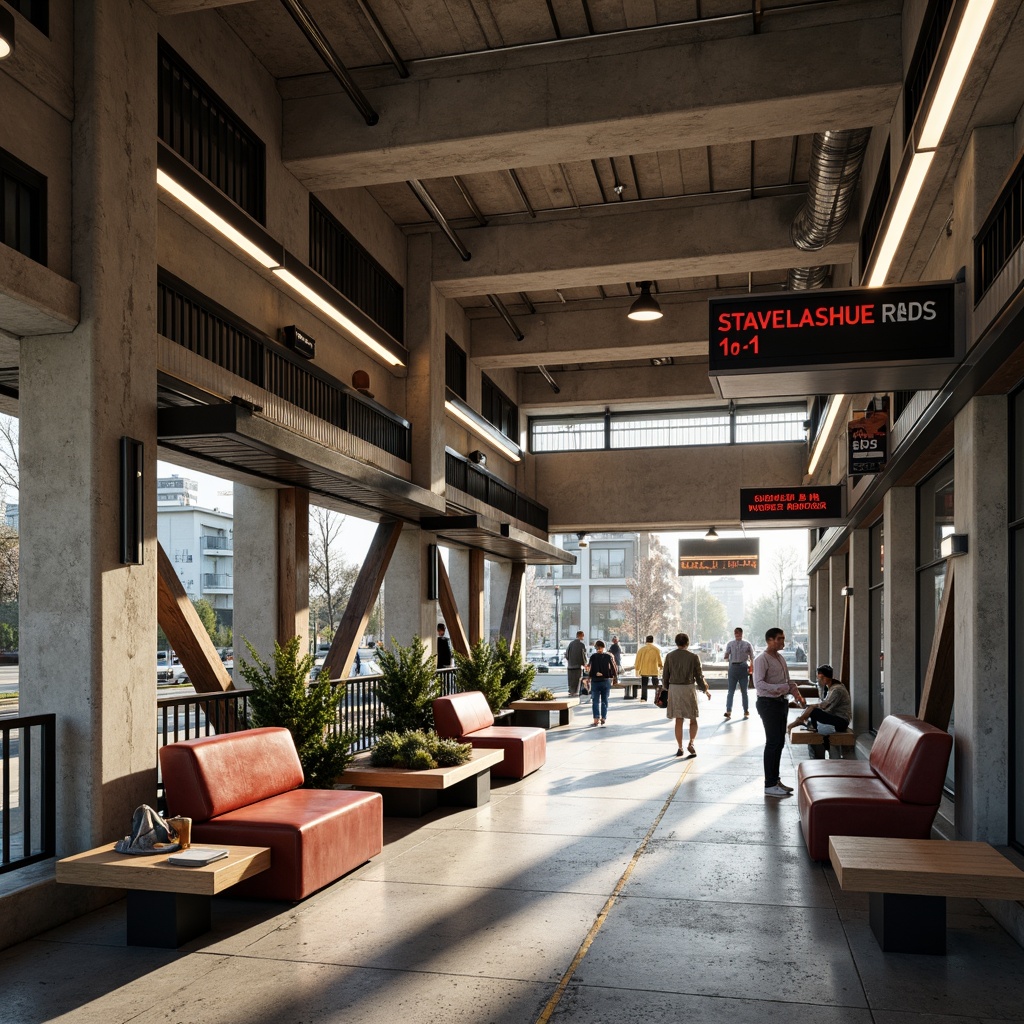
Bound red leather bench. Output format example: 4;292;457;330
433;691;546;779
797;714;952;862
160;727;382;901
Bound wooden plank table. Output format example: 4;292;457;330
56;843;270;948
829;836;1024;955
338;747;504;816
508;698;573;728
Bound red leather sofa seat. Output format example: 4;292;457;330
160;727;382;901
797;714;952;862
433;691;546;779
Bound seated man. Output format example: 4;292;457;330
788;665;850;756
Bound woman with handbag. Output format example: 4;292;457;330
586;640;617;727
656;632;710;756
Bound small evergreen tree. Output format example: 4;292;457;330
238;635;355;788
374;635;442;733
454;638;510;714
494;636;535;704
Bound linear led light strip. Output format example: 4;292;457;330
807;394;845;476
156;169;404;367
444;400;522;462
867;0;995;287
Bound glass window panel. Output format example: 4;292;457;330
610;412;729;448
531;417;604;452
1015;530;1024;846
734;408;806;443
1014;391;1024;521
918;460;955;565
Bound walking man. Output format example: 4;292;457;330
633;635;663;702
753;627;805;797
723;627;754;719
565;630;588;698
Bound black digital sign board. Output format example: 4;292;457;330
708;281;962;399
678;538;760;576
740;486;844;526
848;409;888;475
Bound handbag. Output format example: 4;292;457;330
654;687;668;709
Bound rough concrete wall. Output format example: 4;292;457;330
534;441;807;530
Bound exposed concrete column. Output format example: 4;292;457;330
953;396;1009;842
233;484;279;664
883;486;917;715
828;553;846;673
385;525;437;647
20;0;158;852
489;560;511;644
406;234;446;494
848;529;871;733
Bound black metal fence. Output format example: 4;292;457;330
0;714;56;875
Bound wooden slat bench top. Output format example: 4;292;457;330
508;699;572;711
790;728;855;745
829;836;1024;900
56;843;271;896
338;747;504;791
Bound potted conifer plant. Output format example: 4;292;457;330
454;638;512;718
239;635;356;788
374;635;442;734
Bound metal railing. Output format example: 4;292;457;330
1;714;56;875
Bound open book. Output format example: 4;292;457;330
167;848;229;867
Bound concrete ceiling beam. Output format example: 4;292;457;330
471;299;710;369
282;5;901;189
432;193;858;296
145;0;251;13
519;359;716;412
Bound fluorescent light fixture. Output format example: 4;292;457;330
918;0;996;150
866;151;934;288
273;268;404;367
156;169;281;269
445;399;522;462
807;394;846;476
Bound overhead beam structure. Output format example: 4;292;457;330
283;6;901;189
431;195;858;296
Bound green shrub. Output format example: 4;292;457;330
239;635;356;788
494;637;536;704
369;729;472;770
527;688;555;701
454;638;510;714
374;636;442;733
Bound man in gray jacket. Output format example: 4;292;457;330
565;630;588;697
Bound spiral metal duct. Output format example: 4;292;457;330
787;128;872;290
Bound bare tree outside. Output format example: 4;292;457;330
0;414;18;504
309;506;359;649
618;538;677;642
765;547;801;632
676;577;728;644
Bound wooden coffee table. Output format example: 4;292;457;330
57;843;270;948
829;835;1024;954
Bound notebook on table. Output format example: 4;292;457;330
167;848;229;867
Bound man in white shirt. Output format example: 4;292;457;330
753;627;806;797
723;627;754;719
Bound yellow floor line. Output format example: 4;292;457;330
534;758;696;1024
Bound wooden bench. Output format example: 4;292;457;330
829;835;1024;954
508;699;573;728
56;843;270;947
790;727;855;757
338;747;504;817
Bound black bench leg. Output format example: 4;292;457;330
558;708;570;726
869;892;946;954
376;787;439;817
441;770;491;808
127;890;211;948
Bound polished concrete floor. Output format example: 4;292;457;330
2;695;1023;1024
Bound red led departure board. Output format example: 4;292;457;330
708;281;962;399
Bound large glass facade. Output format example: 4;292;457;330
590;586;629;638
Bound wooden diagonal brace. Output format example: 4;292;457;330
156;542;233;693
499;562;526;642
918;560;955;730
436;553;469;658
322;520;402;681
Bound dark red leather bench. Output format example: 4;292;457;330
433;691;546;779
797;714;952;862
160;727;382;901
